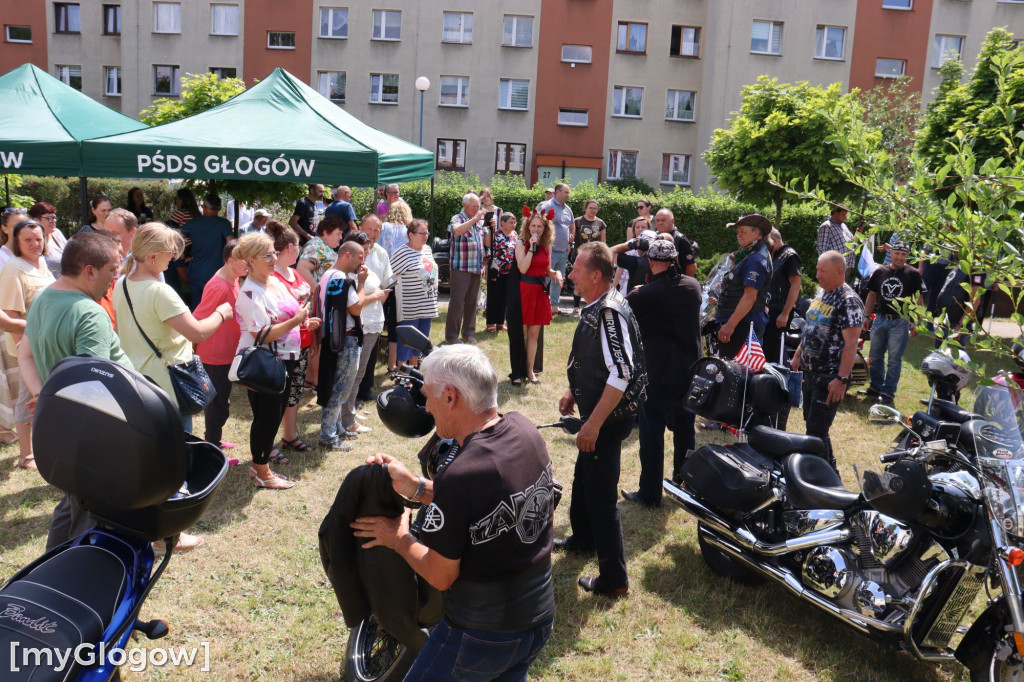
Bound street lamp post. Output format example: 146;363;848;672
414;76;430;148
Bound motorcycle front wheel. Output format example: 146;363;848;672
344;616;416;682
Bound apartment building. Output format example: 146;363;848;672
2;1;1023;190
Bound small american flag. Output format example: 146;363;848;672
734;326;766;372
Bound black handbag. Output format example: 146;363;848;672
229;326;287;394
121;278;216;416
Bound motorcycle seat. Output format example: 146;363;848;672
0;545;127;682
931;399;982;424
748;426;826;459
784;453;861;510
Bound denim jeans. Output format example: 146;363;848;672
548;249;568;307
319;336;360;442
404;616;554;682
868;316;910;399
397;318;433;363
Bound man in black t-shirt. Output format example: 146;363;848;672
352;345;555;680
289;183;323;245
654;208;697;277
861;242;926;404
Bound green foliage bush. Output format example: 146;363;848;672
13;177;179;234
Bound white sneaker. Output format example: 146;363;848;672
347;424;371;434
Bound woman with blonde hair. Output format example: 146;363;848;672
514;211;562;384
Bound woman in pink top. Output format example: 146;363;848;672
194;239;247;453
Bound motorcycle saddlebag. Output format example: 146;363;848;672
679;443;773;516
684;356;748;423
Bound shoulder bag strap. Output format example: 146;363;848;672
122;278;165;362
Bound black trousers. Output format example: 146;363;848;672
247;360;296;465
568;417;632;590
637;387;695;503
802;372;840;470
506;270;543;381
202;363;232;445
761;310;793;366
716;318;752;359
486;268;510;326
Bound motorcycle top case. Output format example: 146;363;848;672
33;356;188;512
679;443;774;515
685;356;748;423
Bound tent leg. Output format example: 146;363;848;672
429;176;435;233
4;176;8;208
79;177;88;224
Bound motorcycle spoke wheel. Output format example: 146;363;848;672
985;648;1024;682
348;616;408;681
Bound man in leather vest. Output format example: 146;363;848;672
715;213;773;358
556;242;647;598
763;227;803;366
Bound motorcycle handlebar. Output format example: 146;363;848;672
399;364;424;382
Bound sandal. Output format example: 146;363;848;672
485;325;497;333
511;378;523;387
303;380;318;391
281;437;313;453
16;454;36;470
249;466;293;489
269;449;290;464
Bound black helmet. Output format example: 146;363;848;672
377;384;434;438
1012;338;1024;371
862;460;932;522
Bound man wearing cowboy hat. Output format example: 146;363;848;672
715;213;773;358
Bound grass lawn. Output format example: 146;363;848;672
0;311;1009;681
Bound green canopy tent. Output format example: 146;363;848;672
0;63;147;207
81;67;435;187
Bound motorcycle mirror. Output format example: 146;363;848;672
396;325;432;353
869;404;903;424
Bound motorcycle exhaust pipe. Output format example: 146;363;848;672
663;479;852;556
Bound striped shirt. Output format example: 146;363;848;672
390;244;439;322
447;212;485;273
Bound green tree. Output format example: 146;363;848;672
857;77;921;182
704;76;878;229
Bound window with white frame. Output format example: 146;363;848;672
670;26;700;57
442;12;472;44
502;15;532;47
209;67;236;78
661;154;691;185
104;66;121;96
875;58;906;78
495;142;526;174
751;20;782;54
882;0;912;8
102;5;120;35
499;79;529;110
616;21;647;53
372;9;401;41
153;2;180;33
153;64;179;94
318;71;346;102
558;109;588;126
561;45;592;63
612;86;643;118
210;4;238;35
815;25;845;60
54;3;81;33
5;25;32;43
439;76;469;107
436;139;466;171
268;31;295;48
55;65;81;90
666;90;696;121
933;34;964;68
370;73;399;104
607;150;637;180
320;7;348;38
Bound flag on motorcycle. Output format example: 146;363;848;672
734;326;765;372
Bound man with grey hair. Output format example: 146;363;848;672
539;182;574;312
352;344;556;679
791;250;864;470
446;192;487;344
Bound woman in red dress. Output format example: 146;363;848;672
515;210;563;384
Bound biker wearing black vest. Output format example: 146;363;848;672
763;232;803;366
715;213;773;358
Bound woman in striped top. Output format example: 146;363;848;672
389;219;438;367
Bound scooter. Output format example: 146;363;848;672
0;356;228;681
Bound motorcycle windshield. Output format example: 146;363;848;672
700;253;733;320
972;383;1024;537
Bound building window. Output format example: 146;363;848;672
666;89;696;122
5;25;32;43
436;139;466;171
815;25;845;60
318;71;346;102
498;79;529;111
442;12;472;44
104;66;121;96
933;34;964;68
661;154;691;186
102;5;120;35
616;22;647;54
153;2;180;33
268;31;295;49
153;64;180;94
502;15;532;47
875;58;907;78
439;76;470;107
210;4;238;36
670;26;700;57
370;73;399;104
320;7;348;39
612;86;643;118
558;108;589;126
209;67;237;78
608;150;638;180
495;142;526;174
55;65;82;90
882;0;912;8
561;45;592;63
751;20;782;55
372;9;401;41
54;3;81;33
